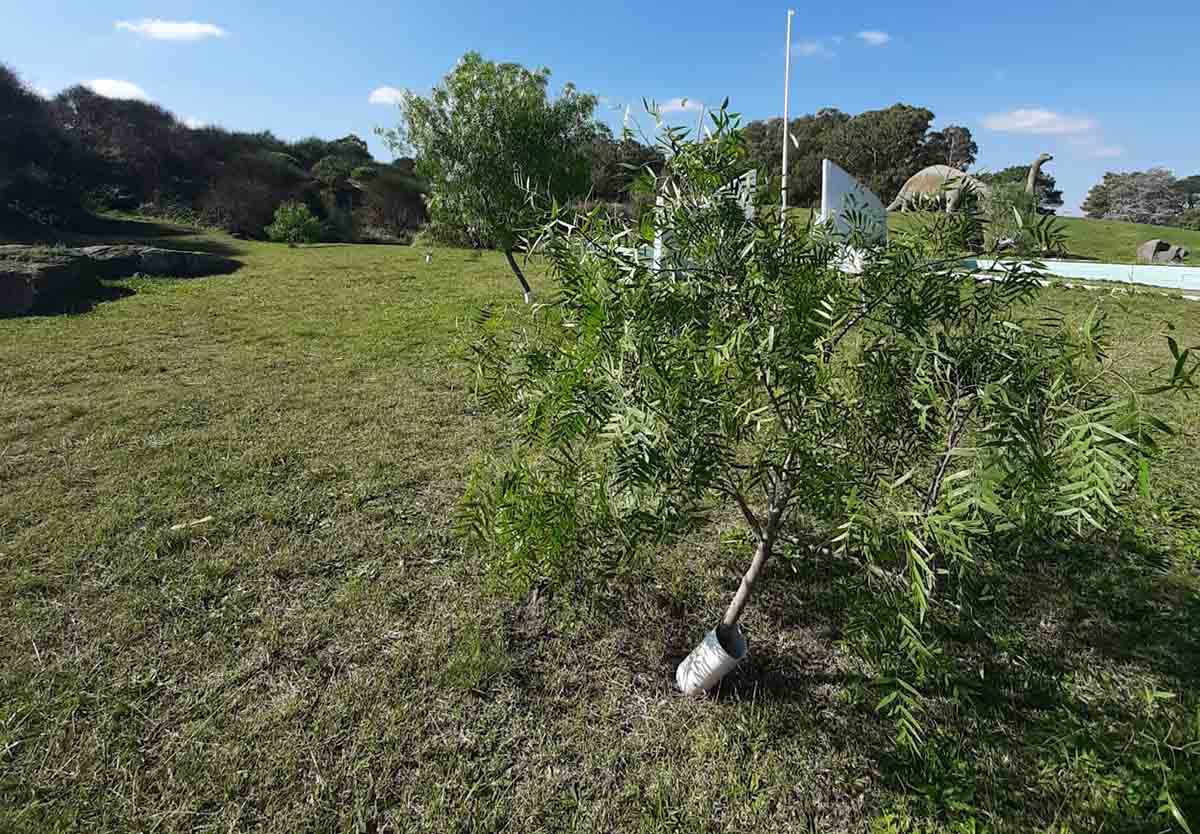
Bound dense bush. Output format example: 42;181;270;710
265;200;322;245
356;167;427;242
3;60;428;243
0;64;94;229
983;183;1069;257
201;151;311;237
1173;207;1200;231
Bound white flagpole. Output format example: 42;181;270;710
781;9;795;227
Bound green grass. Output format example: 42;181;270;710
2;221;1199;833
791;207;1200;264
1056;215;1200;264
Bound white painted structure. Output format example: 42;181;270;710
968;258;1200;293
817;159;887;273
818;159;888;242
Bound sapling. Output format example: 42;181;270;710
462;106;1185;747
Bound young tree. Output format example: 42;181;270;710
463;108;1186;748
378;52;599;302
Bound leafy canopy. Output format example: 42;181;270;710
379;52;598;255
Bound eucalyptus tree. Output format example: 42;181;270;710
463;107;1189;748
378;52;598;302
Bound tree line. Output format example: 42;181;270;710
1082;168;1200;230
6;53;1082;248
2;63;426;242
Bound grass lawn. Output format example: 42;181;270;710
1056;216;1200;264
791;207;1200;265
2;222;1199;833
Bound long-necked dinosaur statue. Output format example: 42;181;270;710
886;153;1053;213
1025;153;1054;195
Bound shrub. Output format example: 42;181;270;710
986;182;1068;256
462;105;1190;752
265;200;322;245
201;151;308;237
1173;208;1200;231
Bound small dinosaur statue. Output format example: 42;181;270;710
1026;153;1053;195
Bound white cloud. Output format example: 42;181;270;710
857;30;891;46
660;97;702;114
115;19;226;40
982;108;1097;135
1067;135;1124;159
34;85;52;98
183;116;207;129
792;39;831;57
84;79;150;101
368;86;405;105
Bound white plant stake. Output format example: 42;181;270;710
676;625;747;695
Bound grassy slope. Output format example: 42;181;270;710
791;206;1200;264
1;224;1198;833
1056;215;1200;263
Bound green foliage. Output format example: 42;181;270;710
1083;169;1187;224
584;126;664;203
463;104;1179;754
983;183;1069;256
978;164;1064;214
1173;174;1200;209
265;200;322;245
1174;207;1200;231
378;52;598;292
742;106;977;209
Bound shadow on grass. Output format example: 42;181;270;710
3;214;249;258
27;281;137;317
648;527;1200;830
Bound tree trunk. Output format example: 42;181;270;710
504;249;533;304
717;499;785;649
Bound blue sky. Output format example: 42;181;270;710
4;1;1197;213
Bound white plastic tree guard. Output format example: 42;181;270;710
676;625;748;695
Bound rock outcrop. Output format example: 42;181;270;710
1137;239;1190;264
0;244;240;316
0;248;97;317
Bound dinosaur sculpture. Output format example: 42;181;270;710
886;165;990;213
1025;153;1053;196
887;153;1055;214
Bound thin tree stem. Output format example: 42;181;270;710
720;486;789;636
504;249;533;303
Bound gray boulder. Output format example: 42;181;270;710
0;248;97;316
1;244;241;316
78;245;240;278
1137;239;1190;264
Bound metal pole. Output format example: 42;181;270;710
781;9;795;227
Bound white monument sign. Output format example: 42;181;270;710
817;159;888;274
